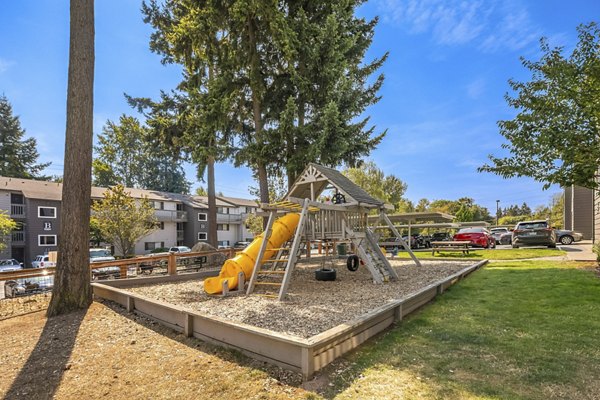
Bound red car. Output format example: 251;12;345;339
453;228;496;248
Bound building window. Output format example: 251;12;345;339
218;240;230;248
198;232;207;241
217;207;229;214
38;235;57;246
217;224;230;231
144;242;165;251
38;206;57;218
159;222;165;230
154;201;164;210
198;213;207;221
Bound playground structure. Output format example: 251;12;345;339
205;163;421;299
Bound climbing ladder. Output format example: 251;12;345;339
247;199;311;300
379;212;421;267
345;226;399;283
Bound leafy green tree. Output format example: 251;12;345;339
0;95;50;179
195;187;208;196
93;115;190;193
454;204;474;222
520;202;532;216
396;199;415;213
244;213;264;236
342;161;407;207
0;211;17;251
415;198;430;212
480;22;600;189
91;184;158;257
499;215;530;226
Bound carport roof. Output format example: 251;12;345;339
368;211;455;224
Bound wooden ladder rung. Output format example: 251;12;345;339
270;247;290;251
255;293;278;298
255;282;282;286
259;270;286;274
262;258;288;263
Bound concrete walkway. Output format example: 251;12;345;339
559;240;597;262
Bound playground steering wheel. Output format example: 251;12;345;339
332;193;346;204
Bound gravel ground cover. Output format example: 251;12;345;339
126;259;473;338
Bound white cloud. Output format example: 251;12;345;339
378;0;540;52
0;58;14;73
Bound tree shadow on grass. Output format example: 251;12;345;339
4;309;86;400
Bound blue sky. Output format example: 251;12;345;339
1;1;598;214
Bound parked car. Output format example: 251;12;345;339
401;234;431;249
453;228;496;248
430;232;453;242
89;248;120;280
380;237;403;251
0;259;24;273
233;241;251;250
499;231;513;245
554;229;583;245
490;227;510;245
169;246;192;253
511;220;557;248
31;255;56;269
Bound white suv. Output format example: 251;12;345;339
32;255;56;269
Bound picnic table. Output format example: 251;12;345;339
430;240;471;255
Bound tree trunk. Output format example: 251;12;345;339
47;0;95;316
207;155;218;247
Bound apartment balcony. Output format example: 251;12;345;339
11;231;25;245
176;230;185;241
10;204;25;218
216;213;243;224
154;210;188;222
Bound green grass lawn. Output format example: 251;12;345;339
323;261;600;399
392;248;566;260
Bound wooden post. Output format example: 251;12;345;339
306;241;311;259
168;253;177;275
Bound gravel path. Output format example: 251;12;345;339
126;259;473;338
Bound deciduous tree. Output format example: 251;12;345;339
91;185;158;257
0;211;17;251
480;22;600;189
342;161;407;207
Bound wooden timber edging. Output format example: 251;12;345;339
92;259;488;380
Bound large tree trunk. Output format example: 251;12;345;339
47;0;95;317
207;155;218;247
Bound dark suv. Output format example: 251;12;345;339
512;220;557;248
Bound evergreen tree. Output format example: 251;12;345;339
92;115;190;193
0;95;50;179
278;1;387;187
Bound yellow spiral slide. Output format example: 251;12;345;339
203;213;300;294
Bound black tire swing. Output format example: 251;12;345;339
315;255;338;281
346;254;360;271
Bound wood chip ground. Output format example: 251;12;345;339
126;259;471;338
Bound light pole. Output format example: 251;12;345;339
496;200;500;227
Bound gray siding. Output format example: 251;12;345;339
25;198;61;266
564;185;594;240
183;205;209;248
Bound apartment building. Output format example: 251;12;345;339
0;176;258;265
563;185;595;240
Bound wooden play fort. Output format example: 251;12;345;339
204;163;422;300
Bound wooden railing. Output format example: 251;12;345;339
0;248;236;285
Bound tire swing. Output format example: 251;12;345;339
346;254;360;271
315;257;337;281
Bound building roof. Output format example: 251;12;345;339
0;176;256;209
217;196;259;208
285;163;387;208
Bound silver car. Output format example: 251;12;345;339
0;259;23;273
555;230;583;245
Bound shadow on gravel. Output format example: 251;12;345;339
4;309;86;400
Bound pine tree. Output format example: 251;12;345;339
0;95;50;179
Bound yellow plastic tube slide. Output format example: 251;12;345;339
203;212;300;294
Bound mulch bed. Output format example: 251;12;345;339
125;259;472;338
